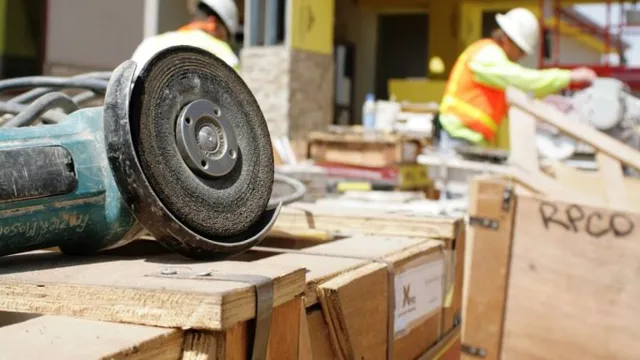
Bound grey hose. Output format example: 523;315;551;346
0;102;66;124
268;171;307;208
72;91;100;106
0;77;109;96
2;92;79;128
9;71;112;104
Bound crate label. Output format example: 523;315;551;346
394;257;445;337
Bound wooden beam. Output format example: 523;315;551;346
506;87;640;172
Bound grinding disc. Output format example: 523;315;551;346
129;46;274;239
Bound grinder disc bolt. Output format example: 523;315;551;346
175;99;239;178
197;126;219;152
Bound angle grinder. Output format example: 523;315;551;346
0;45;282;260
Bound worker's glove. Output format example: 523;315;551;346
569;67;598;86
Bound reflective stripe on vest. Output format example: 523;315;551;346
442;40;502;140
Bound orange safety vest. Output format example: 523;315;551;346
440;39;507;142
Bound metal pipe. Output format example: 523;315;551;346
264;0;280;45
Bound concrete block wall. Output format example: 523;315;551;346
288;49;334;139
240;46;291;138
240;46;334;144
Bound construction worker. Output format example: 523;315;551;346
131;0;239;72
438;7;597;151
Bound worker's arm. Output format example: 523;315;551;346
468;44;572;98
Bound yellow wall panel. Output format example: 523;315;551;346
290;0;335;55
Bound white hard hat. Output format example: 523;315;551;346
199;0;239;35
495;8;539;55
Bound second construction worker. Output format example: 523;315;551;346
438;7;597;151
131;0;239;72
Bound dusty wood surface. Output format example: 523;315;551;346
255;235;429;307
0;316;183;360
318;241;444;360
462;177;517;360
0;251;305;331
275;203;461;240
501;194;640;360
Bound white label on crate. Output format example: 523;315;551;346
393;257;445;337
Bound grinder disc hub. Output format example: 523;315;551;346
175;99;239;178
103;46;279;260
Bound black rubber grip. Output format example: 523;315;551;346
0;145;77;203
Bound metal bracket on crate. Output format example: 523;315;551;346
467;215;500;230
502;185;514;212
461;343;488;358
148;268;274;360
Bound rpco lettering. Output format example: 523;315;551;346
539;201;634;238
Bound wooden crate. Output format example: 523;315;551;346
0;203;464;359
0;243;306;360
459;87;640;360
462;176;640;360
257;235;448;359
273;204;466;337
307;128;425;168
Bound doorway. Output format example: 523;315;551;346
375;13;429;100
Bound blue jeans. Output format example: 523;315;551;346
438;130;471;155
436;130;471;201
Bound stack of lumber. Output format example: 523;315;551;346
0;204;465;360
460;87;640;360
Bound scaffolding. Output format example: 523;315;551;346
538;0;640;90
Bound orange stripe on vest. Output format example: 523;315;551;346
441;39;507;142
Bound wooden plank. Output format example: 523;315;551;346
0;316;183;360
445;215;466;334
596;152;628;210
306;308;336;359
501;194;640;360
506;86;640;172
275;203;461;240
461;177;517;360
298;303;314;360
317;241;445;360
419;326;462;360
545;160;640;212
0;252;305;331
508;106;540;173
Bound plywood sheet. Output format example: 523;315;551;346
502;195;640;359
0;252;305;331
0;316;182;360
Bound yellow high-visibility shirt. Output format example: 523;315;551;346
440;43;572;145
131;30;240;75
